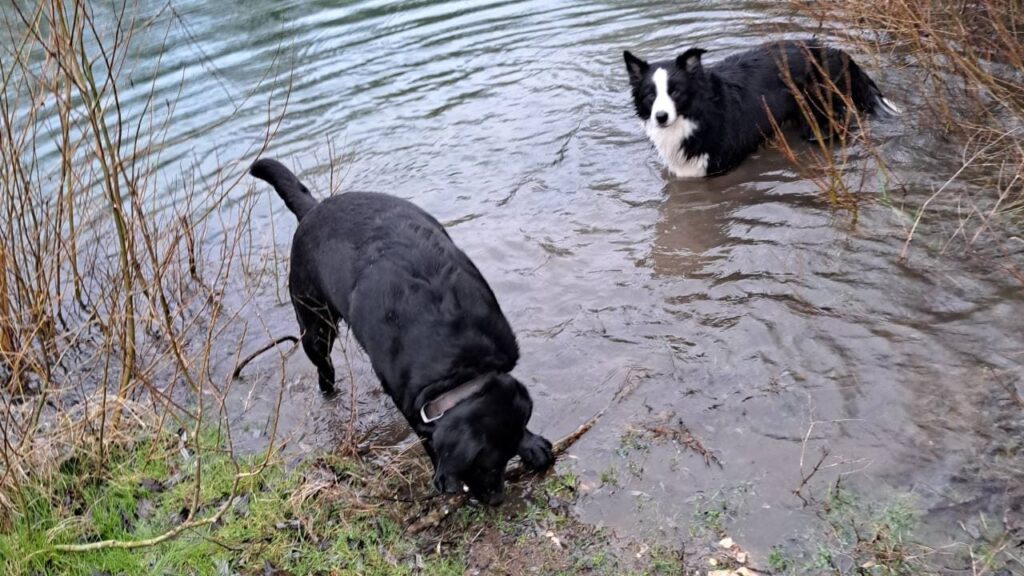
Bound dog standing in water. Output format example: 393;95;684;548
250;159;553;505
624;40;900;177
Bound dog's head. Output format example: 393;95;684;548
623;48;707;129
428;373;537;505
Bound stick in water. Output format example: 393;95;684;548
231;335;298;379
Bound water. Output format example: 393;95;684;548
42;0;1024;561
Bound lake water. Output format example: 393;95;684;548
43;0;1024;565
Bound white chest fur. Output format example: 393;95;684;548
644;117;708;178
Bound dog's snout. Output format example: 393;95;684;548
655;111;669;125
433;474;460;495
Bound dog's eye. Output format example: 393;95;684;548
669;89;681;99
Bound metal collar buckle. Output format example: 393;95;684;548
420;404;444;424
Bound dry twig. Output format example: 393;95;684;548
231;335;299;379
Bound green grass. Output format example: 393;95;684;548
543;469;579;498
689;498;729;538
617;430;651;456
768;546;790;572
599;466;619;488
816;487;920;575
22;415;986;575
1;430;694;576
765;486;935;575
644;546;685;575
0;431;459;576
40;435;996;576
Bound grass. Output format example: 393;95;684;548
643;546;687;575
768;546;790;572
599;466;619;488
1;430;456;576
1;427;694;576
693;504;726;538
814;486;920;575
543;469;580;498
762;482;1023;576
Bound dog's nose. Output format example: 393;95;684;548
655;111;669;125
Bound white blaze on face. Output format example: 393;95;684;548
650;68;677;126
643;67;705;177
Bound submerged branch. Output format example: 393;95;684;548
231;335;299;379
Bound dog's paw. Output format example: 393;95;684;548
318;376;337;397
518;432;554;471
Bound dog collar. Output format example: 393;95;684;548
420;373;494;424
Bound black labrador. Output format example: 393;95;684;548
250;158;554;505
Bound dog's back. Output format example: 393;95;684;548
291;190;519;398
715;40;896;120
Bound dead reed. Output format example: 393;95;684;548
777;0;1024;281
0;0;293;550
765;41;889;225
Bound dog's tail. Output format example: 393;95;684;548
249;158;319;220
847;57;902;118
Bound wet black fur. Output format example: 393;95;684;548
250;158;553;505
624;39;896;176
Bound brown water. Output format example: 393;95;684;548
80;0;1024;564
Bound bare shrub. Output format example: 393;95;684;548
778;0;1024;281
0;0;290;544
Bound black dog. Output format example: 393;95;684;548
624;39;900;177
250;159;553;505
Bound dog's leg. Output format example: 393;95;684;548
517;429;554;471
296;305;338;395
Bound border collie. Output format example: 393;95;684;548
250;159;553;505
623;40;900;177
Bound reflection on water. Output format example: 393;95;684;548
18;0;1020;558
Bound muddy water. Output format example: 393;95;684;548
93;0;1023;561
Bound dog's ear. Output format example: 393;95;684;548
430;422;481;494
677;48;706;73
623;50;649;85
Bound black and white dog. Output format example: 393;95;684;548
624;40;900;177
250;159;553;505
